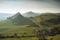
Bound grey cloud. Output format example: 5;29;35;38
54;0;60;2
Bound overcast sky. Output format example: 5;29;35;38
0;0;60;14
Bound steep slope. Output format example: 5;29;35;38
22;11;39;17
7;12;37;26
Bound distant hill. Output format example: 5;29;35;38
22;11;39;18
32;13;60;27
0;13;12;20
0;12;60;27
6;12;37;26
55;13;60;16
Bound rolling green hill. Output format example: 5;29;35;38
32;13;60;27
22;11;39;18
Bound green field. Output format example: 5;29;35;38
0;24;60;40
0;37;38;40
0;24;38;40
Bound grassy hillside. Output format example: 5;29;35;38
0;12;60;40
0;13;60;34
22;11;39;17
32;13;60;27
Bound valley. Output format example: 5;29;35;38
0;12;60;40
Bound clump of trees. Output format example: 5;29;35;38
36;27;60;37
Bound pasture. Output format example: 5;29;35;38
0;23;60;40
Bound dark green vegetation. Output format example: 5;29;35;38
0;12;60;40
7;12;37;26
32;13;60;27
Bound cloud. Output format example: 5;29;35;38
0;0;60;13
54;0;60;2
